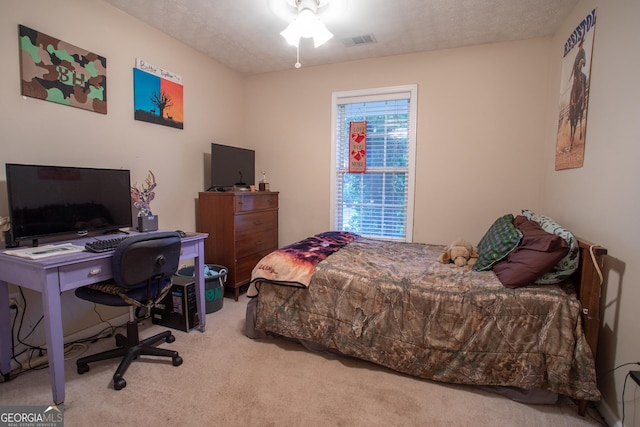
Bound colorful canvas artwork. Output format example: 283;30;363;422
133;59;183;129
18;25;107;114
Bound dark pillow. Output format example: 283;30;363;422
521;209;579;284
473;214;522;271
493;216;569;288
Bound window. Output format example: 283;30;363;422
331;85;417;242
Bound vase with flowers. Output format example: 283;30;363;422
130;170;158;231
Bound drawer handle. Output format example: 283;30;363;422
255;240;263;246
89;268;102;275
253;220;262;225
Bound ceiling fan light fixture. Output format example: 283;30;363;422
279;0;334;48
280;22;302;47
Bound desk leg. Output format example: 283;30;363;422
194;240;206;332
41;279;65;405
0;280;11;381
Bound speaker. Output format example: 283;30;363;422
137;215;158;232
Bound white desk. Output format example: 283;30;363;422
0;231;208;405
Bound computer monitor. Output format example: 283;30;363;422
5;163;133;247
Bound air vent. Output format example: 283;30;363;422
342;34;377;47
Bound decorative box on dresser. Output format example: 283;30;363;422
197;191;278;301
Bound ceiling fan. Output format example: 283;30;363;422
268;0;346;68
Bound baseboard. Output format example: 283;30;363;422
596;399;620;427
7;313;129;374
63;313;130;343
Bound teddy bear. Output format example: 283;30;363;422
438;238;479;267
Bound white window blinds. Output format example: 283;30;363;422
331;86;417;241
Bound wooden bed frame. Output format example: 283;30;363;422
575;238;607;415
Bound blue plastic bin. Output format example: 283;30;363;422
176;264;226;313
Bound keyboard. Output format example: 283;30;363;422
85;237;130;253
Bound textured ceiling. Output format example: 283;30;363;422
104;0;579;75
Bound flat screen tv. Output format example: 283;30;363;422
209;143;255;191
5;163;133;246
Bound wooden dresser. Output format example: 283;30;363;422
197;191;278;301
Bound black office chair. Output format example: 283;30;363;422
75;231;183;390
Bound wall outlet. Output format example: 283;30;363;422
8;292;20;309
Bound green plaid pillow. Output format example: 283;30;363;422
521;209;578;284
473;214;523;271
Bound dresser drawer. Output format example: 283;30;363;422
236;228;278;258
235;211;277;239
234;194;278;212
59;258;113;292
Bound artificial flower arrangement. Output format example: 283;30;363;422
130;170;158;231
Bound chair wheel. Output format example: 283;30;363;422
114;378;127;390
166;334;175;343
115;334;126;347
77;364;90;375
172;355;183;366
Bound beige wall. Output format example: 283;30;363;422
248;1;639;423
543;1;640;423
246;39;551;246
1;0;639;424
0;0;244;341
0;0;245;228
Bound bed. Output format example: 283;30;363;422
245;211;607;415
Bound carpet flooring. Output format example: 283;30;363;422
0;296;607;426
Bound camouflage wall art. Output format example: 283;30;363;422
18;25;107;114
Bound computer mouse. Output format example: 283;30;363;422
175;230;187;238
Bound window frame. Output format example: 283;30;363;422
330;84;418;242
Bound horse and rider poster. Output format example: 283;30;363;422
555;9;596;170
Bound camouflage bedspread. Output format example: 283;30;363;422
253;237;600;401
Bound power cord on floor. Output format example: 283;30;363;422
9;343;87;376
597;361;640;427
598;362;640;379
5;290;123;380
